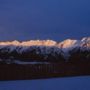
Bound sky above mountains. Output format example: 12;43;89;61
0;0;90;41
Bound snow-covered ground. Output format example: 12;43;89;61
13;60;50;64
0;76;90;90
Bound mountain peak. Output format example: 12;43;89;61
0;37;89;48
57;39;78;48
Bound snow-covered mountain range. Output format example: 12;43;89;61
0;37;90;62
0;37;90;80
0;37;90;49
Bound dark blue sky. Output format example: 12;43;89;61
0;0;90;41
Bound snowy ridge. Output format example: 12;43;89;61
0;40;57;46
0;37;90;50
0;37;90;60
0;37;90;47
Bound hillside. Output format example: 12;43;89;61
0;37;90;80
0;37;90;63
